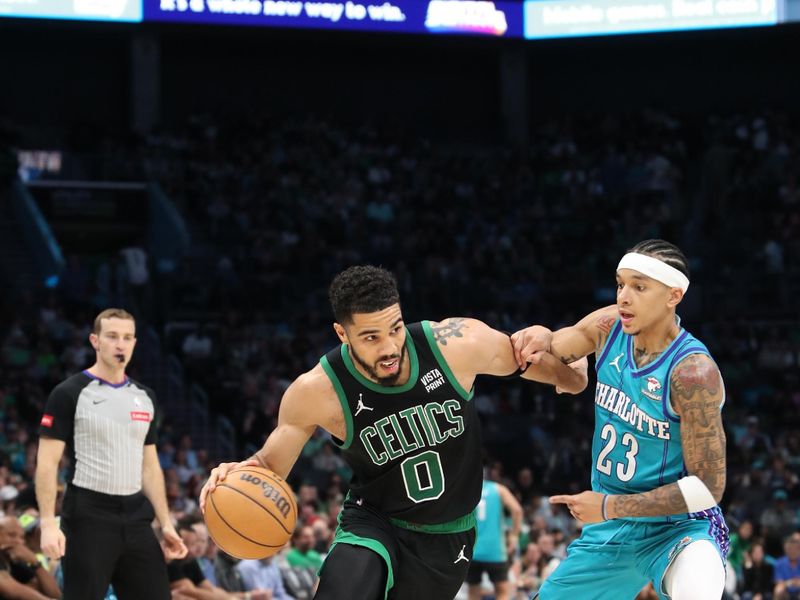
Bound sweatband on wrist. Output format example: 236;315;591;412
601;494;610;521
677;475;716;512
617;253;690;292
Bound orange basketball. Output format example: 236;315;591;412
204;466;297;559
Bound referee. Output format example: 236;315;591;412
34;308;187;600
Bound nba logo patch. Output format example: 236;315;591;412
130;411;151;422
642;376;663;401
41;414;54;427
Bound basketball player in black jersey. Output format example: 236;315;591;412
201;266;588;600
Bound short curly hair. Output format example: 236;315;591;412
329;266;400;324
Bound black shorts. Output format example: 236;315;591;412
60;485;170;600
465;560;509;585
320;495;476;600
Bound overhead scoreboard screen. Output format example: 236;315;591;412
0;0;788;36
145;0;522;35
0;0;141;21
524;0;781;38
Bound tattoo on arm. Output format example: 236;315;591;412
559;354;582;365
612;483;688;519
594;315;617;349
611;355;726;519
672;355;726;502
431;318;467;346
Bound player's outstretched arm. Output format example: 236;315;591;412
511;305;619;367
520;353;588;394
199;370;324;513
552;354;726;522
431;318;587;394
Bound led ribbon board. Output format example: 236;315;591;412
143;0;524;36
524;0;780;38
0;0;142;21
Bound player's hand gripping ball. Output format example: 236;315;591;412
204;466;298;559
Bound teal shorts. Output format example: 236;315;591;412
535;514;728;600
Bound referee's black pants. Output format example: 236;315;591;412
60;485;170;600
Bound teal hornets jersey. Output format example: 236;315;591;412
592;318;725;524
474;481;506;562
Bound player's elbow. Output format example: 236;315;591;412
560;375;588;395
711;480;726;505
704;471;726;505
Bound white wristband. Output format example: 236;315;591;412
677;475;716;513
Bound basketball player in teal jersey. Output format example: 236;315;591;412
511;240;729;600
200;266;588;600
467;478;523;600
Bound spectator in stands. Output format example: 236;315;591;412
761;490;798;557
311;444;345;477
169;520;232;599
310;518;332;556
213;550;251;597
515;541;544;598
119;243;150;318
286;525;322;572
236;555;292;600
535;532;561;581
192;522;217;586
0;558;56;599
18;514;47;569
729;520;756;576
515;468;536;507
774;533;800;600
741;540;774;600
0;515;61;598
298;502;322;529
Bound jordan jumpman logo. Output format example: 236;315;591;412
609;352;624;373
454;545;469;564
355;393;373;417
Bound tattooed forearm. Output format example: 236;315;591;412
431;318;467;346
610;355;726;519
559;354;582;365
610;483;688;518
672;354;726;502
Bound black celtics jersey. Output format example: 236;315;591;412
320;321;483;525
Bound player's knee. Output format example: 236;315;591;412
314;544;387;600
664;540;725;600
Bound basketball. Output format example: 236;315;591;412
204;466;298;559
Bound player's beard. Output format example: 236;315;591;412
351;342;408;387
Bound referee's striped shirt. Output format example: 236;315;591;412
40;371;158;496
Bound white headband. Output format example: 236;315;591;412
617;253;690;292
